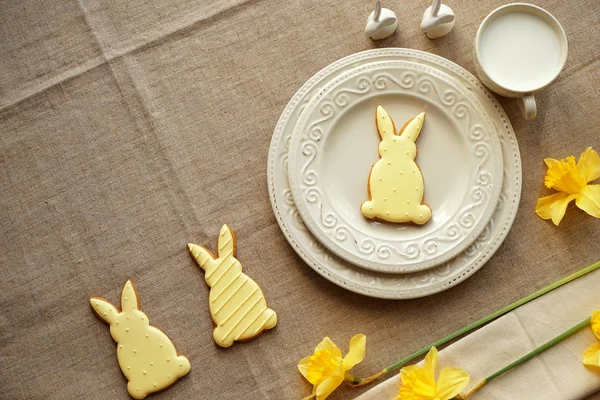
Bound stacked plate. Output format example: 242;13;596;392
267;49;522;299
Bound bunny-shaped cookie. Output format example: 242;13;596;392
188;225;277;348
361;106;432;225
90;280;190;399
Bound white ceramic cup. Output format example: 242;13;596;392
474;3;568;120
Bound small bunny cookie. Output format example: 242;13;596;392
90;281;190;399
361;106;432;225
188;225;277;348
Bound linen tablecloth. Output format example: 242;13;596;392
1;0;598;398
355;267;600;400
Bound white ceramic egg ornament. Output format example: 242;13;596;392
365;0;398;40
420;0;455;39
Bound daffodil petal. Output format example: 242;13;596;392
535;192;568;220
544;157;560;168
302;391;317;400
436;367;470;400
582;343;600;367
298;356;313;382
342;334;366;370
548;193;577;225
399;365;436;399
576;184;600;218
315;337;343;359
424;347;438;382
577;147;600;183
590;310;600;340
315;370;344;400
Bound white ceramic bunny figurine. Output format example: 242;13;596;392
365;0;398;40
420;0;455;39
361;106;432;225
90;280;190;399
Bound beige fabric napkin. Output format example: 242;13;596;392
356;268;600;400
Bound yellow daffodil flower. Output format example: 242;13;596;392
298;334;366;400
536;147;600;225
396;347;469;400
583;310;600;368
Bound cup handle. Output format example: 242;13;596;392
518;93;537;120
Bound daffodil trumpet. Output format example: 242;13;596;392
397;347;470;400
456;317;590;399
349;259;600;387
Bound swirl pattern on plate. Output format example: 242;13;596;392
267;48;521;299
287;60;504;273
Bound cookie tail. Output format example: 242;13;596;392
263;308;277;330
176;355;191;377
361;201;376;218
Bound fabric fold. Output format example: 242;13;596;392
356;268;600;400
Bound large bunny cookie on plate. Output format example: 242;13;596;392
90;280;190;399
361;106;432;225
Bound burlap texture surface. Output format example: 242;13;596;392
1;0;598;398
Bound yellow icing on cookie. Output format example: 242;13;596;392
187;225;277;348
90;280;190;399
361;106;432;225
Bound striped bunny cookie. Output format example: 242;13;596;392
188;225;277;347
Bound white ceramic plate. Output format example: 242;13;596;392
287;60;503;273
268;48;521;299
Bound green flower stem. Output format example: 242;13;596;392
460;317;590;399
487;317;590;382
349;259;600;387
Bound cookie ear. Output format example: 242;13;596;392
217;224;235;259
399;112;425;142
120;280;139;312
376;106;396;142
188;243;216;270
90;298;119;324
